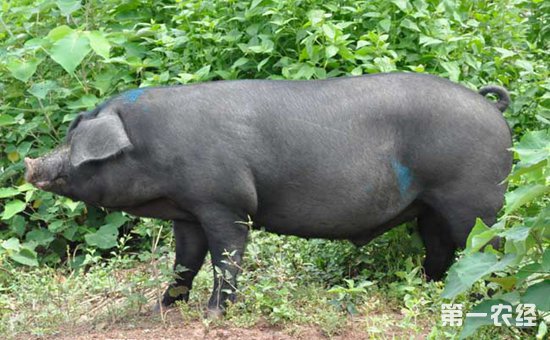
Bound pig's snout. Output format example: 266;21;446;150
24;157;37;183
24;157;50;189
24;148;70;192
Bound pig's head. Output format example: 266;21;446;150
24;109;154;208
24;145;70;192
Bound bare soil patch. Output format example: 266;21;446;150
19;305;427;340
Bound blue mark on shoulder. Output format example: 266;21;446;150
122;88;146;103
391;159;412;195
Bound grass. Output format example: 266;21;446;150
0;226;520;339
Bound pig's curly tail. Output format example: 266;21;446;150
478;85;510;113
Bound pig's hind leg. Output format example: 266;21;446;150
417;208;457;281
418;180;505;280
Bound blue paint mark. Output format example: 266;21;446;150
122;88;146;103
364;183;374;193
391;159;412;195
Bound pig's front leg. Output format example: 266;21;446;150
198;206;249;317
161;220;208;307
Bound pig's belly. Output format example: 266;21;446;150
119;198;196;221
253;187;418;239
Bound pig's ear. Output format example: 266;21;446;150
69;113;132;167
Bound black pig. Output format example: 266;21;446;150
24;73;512;316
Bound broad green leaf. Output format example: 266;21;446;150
521;280;550;311
531;206;550;234
11;215;26;237
321;24;336;40
391;0;408;11
63;226;78;241
508;159;546;181
537;320;548;339
84;224;118;249
460;299;509;339
9;247;39;266
176;73;194;84
378;19;391;32
419;35;442;46
47;25;73;41
6;58;42;82
231;57;249;69
400;18;420;32
194;65;211;80
28;80;58;100
1;237;21;251
374;57;395;72
67;94;99;109
2;199;26;220
47;220;66;233
215;70;233;80
92;71;115;95
87;31;111;59
0;187;20;198
26;228;54;247
500;225;531;242
338;46;355;61
247;44;270;54
62;198;81;212
62;113;78;123
512;130;550;167
48;31;91;74
442;253;516;298
466;218;498;254
351;66;362;76
543;248;550;272
501;225;531;255
17;183;35;192
105;212;128;228
441;61;460;82
56;0;81;16
257;57;270;71
307;9;325;26
515;60;534;73
24;37;46;49
314;67;327;79
249;0;263;10
505;184;549;214
499;291;521;305
294;63;315;79
325;45;339;59
493;47;515;59
17;142;32;158
2;239;38;266
487;276;517;291
0;114;16;126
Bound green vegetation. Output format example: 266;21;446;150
0;0;548;338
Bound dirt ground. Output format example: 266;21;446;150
22;305;426;340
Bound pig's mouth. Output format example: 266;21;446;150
34;181;50;189
33;177;67;190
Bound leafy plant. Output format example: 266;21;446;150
328;278;374;315
443;129;549;338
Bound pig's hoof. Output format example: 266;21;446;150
152;301;176;314
152;302;163;313
206;308;224;320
